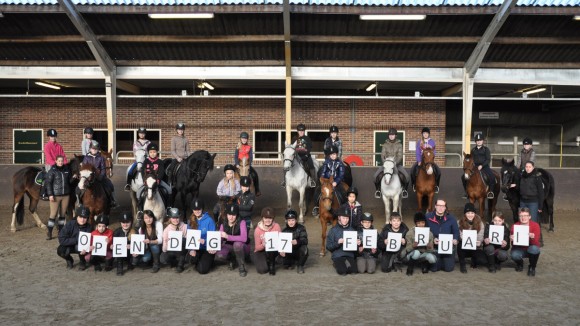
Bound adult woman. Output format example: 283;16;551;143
425;199;459;272
515;161;544;223
161;207;188;273
125;127;150;191
45;155;73;240
41;128;67;200
166;123;190;184
253;207;281;275
132;210;163;273
510;207;541;276
57;205;91;270
457;203;487;273
483;211;510;273
188;199;216;274
373;128;410;199
216;204;250;277
410;127;440;193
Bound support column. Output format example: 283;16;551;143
462;69;474;155
105;75;117;163
283;0;292;145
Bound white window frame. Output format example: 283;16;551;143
13;128;44;164
253;129;328;162
373;130;407;167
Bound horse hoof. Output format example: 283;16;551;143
319;252;325;257
10;228;16;233
39;224;47;229
548;228;555;233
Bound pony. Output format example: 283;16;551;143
282;144;319;223
318;176;347;257
235;156;260;195
129;149;147;218
462;152;500;222
101;149;114;178
10;156;81;233
141;175;166;224
164;150;216;217
415;148;437;212
380;157;403;224
500;158;555;231
78;162;110;226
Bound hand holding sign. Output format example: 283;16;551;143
113;237;128;258
265;232;279;252
438;234;453;254
489;225;504;245
185;229;201;250
92;235;107;256
415;227;430;247
343;231;357;251
386;232;402;252
278;232;293;253
78;231;91;253
461;230;477;250
130;234;145;255
513;225;529;246
206;231;221;251
362;229;377;249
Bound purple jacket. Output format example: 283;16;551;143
82;152;105;177
415;138;436;163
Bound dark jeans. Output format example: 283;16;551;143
190;250;215;274
252;251;278;274
457;248;487;266
282;245;309;268
332;256;358;275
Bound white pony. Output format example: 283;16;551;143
128;149;146;220
282;144;319;223
142;175;166;223
380;157;403;224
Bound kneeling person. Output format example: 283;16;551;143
326;207;358;275
57;205;92;270
404;212;437;275
280;210;309;274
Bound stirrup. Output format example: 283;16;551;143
308;178;316;188
502;195;508;201
402;190;408;199
487;192;495;199
435;186;440;194
312;207;319;216
124;184;131;192
374;190;381;199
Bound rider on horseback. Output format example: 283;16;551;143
282;124;316;188
124;127;150;191
213;164;241;221
517;137;536;171
463;133;495;199
410;127;441;193
373;128;411;199
235;131;261;196
312;145;345;217
166;123;190;187
81;127;94;156
82;141;118;208
141;143;171;203
324;125;343;159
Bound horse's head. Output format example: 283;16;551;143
78;163;96;190
319;176;335;211
422;148;435;175
135;149;146;164
69;155;82;178
462;152;475;180
101;149;114;178
382;157;396;185
283;144;296;171
197;153;216;183
500;158;517;193
145;174;158;200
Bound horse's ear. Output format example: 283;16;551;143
108;148;113;155
284;141;289;147
462;151;466;156
320;177;326;184
211;153;217;159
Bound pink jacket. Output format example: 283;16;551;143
44;141;67;166
162;222;187;252
253;221;281;252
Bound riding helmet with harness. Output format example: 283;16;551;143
285;209;298;220
47;129;58;137
361;212;374;222
297;124;306;131
346;187;358;197
176;123;185;130
421;127;430;134
329;125;339;133
138;127;147;134
223;164;235;172
84;127;94;135
387;128;397;136
225;204;239;216
75;205;90;218
475;133;485;141
523;137;533;145
147;143;159;152
191;199;204;211
240;176;251;187
240;132;249;139
167;207;181;219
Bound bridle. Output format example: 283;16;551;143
283;147;297;170
462;157;475;179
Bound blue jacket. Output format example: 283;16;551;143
82;152;106;178
425;211;460;245
326;223;356;259
188;212;215;251
320;157;345;185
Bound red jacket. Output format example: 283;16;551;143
44;141;67;166
510;221;541;249
91;228;114;253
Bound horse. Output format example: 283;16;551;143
141;175;167;224
10;156;81;233
500;158;556;231
462;153;500;222
318;176;347;257
101;149;114;178
415;148;437;213
235;157;260;195
164;150;216;217
380;157;403;224
129;149;147;218
78;162;110;227
282;144;319;223
216;196;236;228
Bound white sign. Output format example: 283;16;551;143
479;112;499;120
113;237;127;258
92;235;107;256
265;232;279;252
438;234;454;254
278;232;293;253
386;232;402;252
206;231;221;251
489;225;504;246
415;227;430;246
130;234;145;255
362;229;377;249
513;225;529;246
78;231;91;252
185;229;201;250
461;230;477;250
343;231;358;251
167;231;183;251
408;141;416;152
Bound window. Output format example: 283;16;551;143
13;129;43;164
254;130;326;161
86;129;161;162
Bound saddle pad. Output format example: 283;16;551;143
35;171;45;185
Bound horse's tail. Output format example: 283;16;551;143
16;195;25;225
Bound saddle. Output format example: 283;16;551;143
167;161;183;184
479;171;497;190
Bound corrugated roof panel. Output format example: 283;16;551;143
0;43;93;60
0;13;78;36
1;0;579;5
486;44;580;62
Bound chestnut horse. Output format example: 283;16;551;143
101;149;114;178
415;148;437;212
462;153;500;222
78;163;110;226
318;176;348;257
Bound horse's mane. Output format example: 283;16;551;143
80;162;96;172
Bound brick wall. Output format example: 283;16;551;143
0;96;446;166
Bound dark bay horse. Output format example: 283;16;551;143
11;156;81;233
462;153;500;222
78;162;110;227
415;148;437;212
318;176;348;257
500;158;555;231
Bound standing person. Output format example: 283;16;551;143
112;213;134;276
125;127;150;191
425;199;459;272
213;164;241;221
56;205;91;270
81;127;94;156
235;131;261;196
324;125;343;159
166;123;190;185
280;209;309;274
514;161;544;224
356;212;379;274
326;207;359;275
132;210;163;273
312;145;345;216
42;128;67;200
44;155;73;240
339;187;363;229
161;207;188;273
253;207;282;275
517;137;536;170
86;215;114;272
216;204;250;277
404;212;437;275
82;141;117;208
237;176;255;234
282;124;316;188
187;199;216;275
510;207;541;277
410;127;440;193
483;211;510;273
373;128;410;199
462;133;495;199
378;212;409;273
457;203;487;273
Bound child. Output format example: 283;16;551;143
326;207;359;275
378;212;409;273
235;131;261;196
112;212;134;276
166;123;190;185
517;137;536;170
312;145;345;216
125;127;150;191
483;211;511;273
83;141;117;208
280;209;309;274
253;207;281;275
57;205;91;270
323;125;342;159
141;143;171;198
161;207;188;273
86;215;113;272
339;187;363;229
464;133;495;199
216;204;250;277
188;199;216;274
356;212;378;274
213;164;241;220
404;212;436;275
81;127;94;156
237;176;255;234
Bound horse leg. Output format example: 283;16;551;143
394;194;402;223
426;192;434;213
320;216;327;257
11;193;24;232
298;187;306;224
383;195;391;225
547;198;555;232
416;191;423;213
29;196;46;229
478;197;485;219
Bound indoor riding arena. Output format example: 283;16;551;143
1;0;579;324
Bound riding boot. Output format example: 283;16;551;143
406;260;415;276
421;261;429;274
495;256;502;271
461;177;468;199
116;259;124;276
312;189;321;216
78;255;87;271
374;172;383;199
250;167;261;197
66;257;74;270
459;259;467;274
515;261;523;272
309;167;317;188
105;259;114;272
528;253;539;277
435;169;441;194
268;261;276;276
487;254;496;273
46;218;56;240
410;165;417;192
176;255;185;273
110;190;119;208
40;182;49;201
151;250;160;273
236;255;247;277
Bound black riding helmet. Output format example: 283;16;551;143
95;214;109;226
346;187;358;197
240;132;249;139
47;129;58;137
285;209;298;220
329;125;339;133
475;133;485;141
75;205;90;218
84;127;94;134
387;128;397;136
226;204;239;216
523;137;533;145
167;207;181;219
119;212;132;223
240;176;251;187
223;164;235;173
147;143;159;152
138;127;147;134
361;212;374;222
90;140;100;149
297;124;306;131
176;123;185;130
328;146;339;155
421;127;430;134
191;199;204;211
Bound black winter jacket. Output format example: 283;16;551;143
45;164;73;197
58;220;91;247
237;190;255;219
282;223;308;247
378;222;409;252
518;169;544;204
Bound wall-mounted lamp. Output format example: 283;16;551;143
360;14;426;21
365;82;377;92
148;13;214;19
35;81;61;90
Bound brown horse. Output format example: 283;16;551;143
78;163;110;227
216;196;236;228
415;148;437;212
318;176;348;257
101;149;114;178
462;153;500;222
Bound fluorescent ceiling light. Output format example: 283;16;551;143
574;15;580;21
524;87;546;95
148;13;214;19
198;82;214;90
35;81;61;90
360;14;426;21
365;83;377;92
